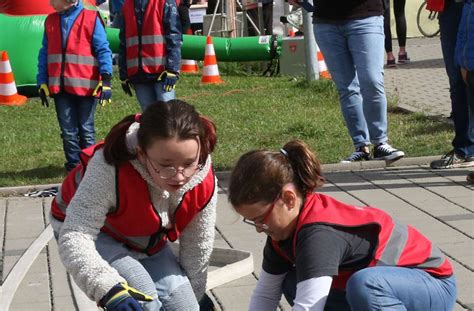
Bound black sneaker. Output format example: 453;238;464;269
373;143;405;162
341;146;371;163
430;150;474;169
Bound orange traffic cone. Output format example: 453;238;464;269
201;36;223;84
181;29;199;74
0;51;27;106
316;47;331;80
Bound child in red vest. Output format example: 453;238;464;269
117;0;182;112
50;100;217;310
228;139;457;311
37;0;112;171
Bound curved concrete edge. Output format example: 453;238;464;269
0;156;442;197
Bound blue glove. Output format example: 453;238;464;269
100;282;153;311
158;70;179;92
93;74;112;107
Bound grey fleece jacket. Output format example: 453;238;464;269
50;149;217;303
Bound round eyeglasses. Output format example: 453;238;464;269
145;153;202;180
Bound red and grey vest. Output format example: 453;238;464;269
45;9;101;96
51;143;216;255
122;0;167;77
272;193;453;289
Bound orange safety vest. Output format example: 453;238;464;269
122;0;167;77
45;9;101;96
272;193;453;289
51;143;216;255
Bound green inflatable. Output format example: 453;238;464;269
0;13;282;94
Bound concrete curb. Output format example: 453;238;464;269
0;156;442;197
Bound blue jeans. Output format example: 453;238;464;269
314;16;388;148
439;3;474;157
282;267;457;310
95;233;199;311
346;267;457;310
133;81;176;112
53;93;98;171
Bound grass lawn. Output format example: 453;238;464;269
0;73;453;187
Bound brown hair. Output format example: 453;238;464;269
103;100;217;165
228;139;325;207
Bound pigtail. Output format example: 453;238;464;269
103;115;136;165
282;140;325;194
199;115;217;164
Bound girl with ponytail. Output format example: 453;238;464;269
228;139;456;311
50;100;218;310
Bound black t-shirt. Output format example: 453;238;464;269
262;224;378;283
312;0;384;23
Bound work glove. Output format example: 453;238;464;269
158;70;179;92
121;79;133;97
93;73;112;107
99;282;154;311
38;84;50;108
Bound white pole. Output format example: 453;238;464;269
302;0;318;81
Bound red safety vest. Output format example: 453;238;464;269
122;0;167;77
272;193;453;289
51;143;216;255
45;9;101;96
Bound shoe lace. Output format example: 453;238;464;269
347;149;367;161
377;144;397;153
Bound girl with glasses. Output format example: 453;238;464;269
228;139;456;311
50;100;217;311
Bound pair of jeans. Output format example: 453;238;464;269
439;3;474;157
95;233;199;311
133;81;176;112
53;93;98;171
314;16;388;148
282;267;457;310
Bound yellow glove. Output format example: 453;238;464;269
100;282;154;310
158;70;179;92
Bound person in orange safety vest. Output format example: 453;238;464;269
227;139;457;311
50;100;218;311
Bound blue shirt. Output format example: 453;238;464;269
37;0;113;86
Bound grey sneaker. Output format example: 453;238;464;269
430;150;474;169
341;146;371;163
373;143;405;162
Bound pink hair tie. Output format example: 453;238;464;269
134;113;142;123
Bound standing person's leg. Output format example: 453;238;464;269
247;8;259;36
314;22;372;162
153;81;176;103
76;96;98;150
141;243;200;310
383;0;396;67
346;267;457;310
393;0;409;61
262;2;273;35
348;16;404;161
436;3;473;162
133;81;174;112
54;93;81;171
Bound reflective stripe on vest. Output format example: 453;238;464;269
272;193;453;289
122;0;167;77
45;9;101;96
50;142;216;255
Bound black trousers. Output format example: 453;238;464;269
247;2;273;36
